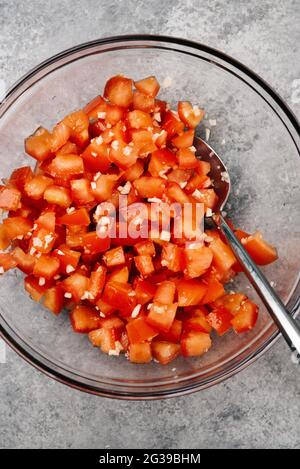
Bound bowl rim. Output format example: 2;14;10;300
0;34;299;400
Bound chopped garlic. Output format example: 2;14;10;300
188;146;197;153
209;119;217;126
221;171;230;183
117;181;131;195
91;152;97;157
162;76;172;88
66;207;75;214
206;208;213;217
56;250;65;256
91;182;97;190
94;172;102;181
38;277;46;286
0;267;4;274
179;181;187;189
193;105;201;116
97;112;106;119
66;265;75;274
153;112;161;122
123;146;132;157
111;140;119;150
147;197;162;203
205;128;210;141
192;189;203;200
64;292;72;299
131;304;142;318
33;237;43;248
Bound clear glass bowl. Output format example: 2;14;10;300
0;35;299;399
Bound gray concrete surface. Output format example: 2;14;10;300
0;0;299;449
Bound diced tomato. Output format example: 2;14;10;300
81;139;111;173
184;245;213;278
126;317;158;343
133;91;155;113
177;279;207;306
167;182;190;204
133;176;166;198
146;302;177;332
153;280;176;304
109;140;139;169
70;178;95;206
131;129;157;155
44;185;72;208
88;267;107;300
124;160;144;182
24;175;53;200
211;292;247;315
192;188;218;209
47;154;84;178
83;95;107;120
103;246;125;267
181;331;212;357
152;340;180;365
9;166;33;191
70;305;101;333
96;298;116;316
148;149;177;177
0;186;21;211
134;76;160;97
56;141;79;156
36;211;56;232
183;308;212;334
11;247;36;274
57;208;90;226
104;75;133;107
62;110;89;147
52;245;81;274
134;240;155;257
50;122;71;152
0;253;18;271
25;127;52;161
43;285;64;315
236;230;278;266
161;243;183;272
162;111;184;138
91;174;118;202
134;255;155;277
24;275;47;302
0;224;10;250
172;129;195;149
178;102;205;128
81;231;111;255
231;300;258;333
176;148;198;169
201;275;225;304
129;342;152;363
102;281;137;316
3;216;32;240
209;235;236;272
33;254;60;280
107;265;129;284
158;319;182;343
185;174;211;193
88;328;104;347
207;306;233;336
28;227;56;254
128;110;152;129
134;277;156;305
62;273;89;302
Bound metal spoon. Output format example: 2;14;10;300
194;136;300;357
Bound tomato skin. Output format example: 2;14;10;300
126;317;158;344
70;305;101;333
0;224;10;250
172;129;195;149
177;148;199;169
231;300;258;333
177;279;207;306
24;275;47;302
129;342;152;363
11;247;36;274
162;111;184;138
88;267;107;301
209;234;236;272
81;231;111;255
152;341;180;365
235;230;278;266
148;149;177;177
81;140;111;173
102;281;137;317
0;186;21;211
62;110;89;147
50;122;71;152
183;312;212;334
207;307;233;336
181;331;212;357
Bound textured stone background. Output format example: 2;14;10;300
0;0;299;449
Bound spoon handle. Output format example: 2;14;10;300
217;214;300;357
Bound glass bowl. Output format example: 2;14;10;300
0;35;299;400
